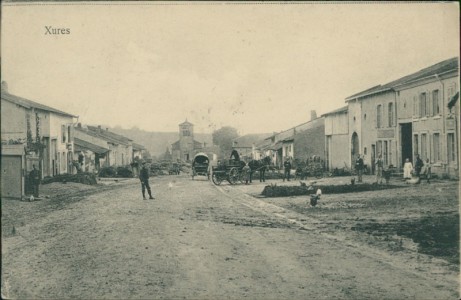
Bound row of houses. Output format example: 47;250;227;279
1;82;146;198
234;57;459;178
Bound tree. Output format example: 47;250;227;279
212;126;239;157
163;147;172;160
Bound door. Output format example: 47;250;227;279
371;144;376;175
351;132;359;167
400;123;413;166
51;139;57;176
1;155;22;198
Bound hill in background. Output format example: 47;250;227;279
107;126;213;158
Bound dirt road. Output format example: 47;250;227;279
2;175;458;299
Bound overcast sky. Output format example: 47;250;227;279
1;2;459;134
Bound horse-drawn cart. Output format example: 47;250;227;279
192;152;210;180
211;159;246;185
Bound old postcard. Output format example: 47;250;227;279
1;1;459;299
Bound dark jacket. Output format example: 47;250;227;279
140;166;150;182
355;157;364;170
30;169;41;184
284;161;291;170
415;158;424;170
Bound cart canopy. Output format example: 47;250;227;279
193;152;209;164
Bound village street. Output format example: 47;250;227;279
2;175;459;300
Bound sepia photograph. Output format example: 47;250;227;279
1;1;459;299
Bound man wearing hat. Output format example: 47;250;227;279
139;161;154;200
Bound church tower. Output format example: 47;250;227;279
178;119;194;161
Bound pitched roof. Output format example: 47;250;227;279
194;140;203;148
345;85;390;101
388;57;458;89
132;142;146;151
74;137;109;154
1;90;78;118
171;140;180;150
179;120;193;126
346;57;459;101
87;125;132;146
322;105;348;117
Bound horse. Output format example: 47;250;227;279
248;156;271;183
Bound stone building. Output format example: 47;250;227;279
343;57;459;177
171;120;204;162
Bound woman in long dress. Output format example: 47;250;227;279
403;158;413;179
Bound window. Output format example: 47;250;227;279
433;133;440;162
182;129;190;136
377;105;382;128
421;134;427;160
413;96;418;117
383;141;388;166
413;134;419;158
364;147;367;155
388;103;394;127
389;141;392;166
447;133;456;163
62;125;66;143
419;93;427;117
376;140;382;157
432;90;440;116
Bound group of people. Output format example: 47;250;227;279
403;154;431;183
355;153;431;184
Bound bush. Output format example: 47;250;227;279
98;167;117;178
261;183;403;197
116;166;133;178
42;173;97;185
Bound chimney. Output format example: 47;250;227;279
310;110;317;120
98;125;102;132
106;128;109;131
1;81;8;92
77;123;82;128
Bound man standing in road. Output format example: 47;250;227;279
355;154;364;183
140;161;154;200
29;164;41;198
414;154;424;178
283;157;292;182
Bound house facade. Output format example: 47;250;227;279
393;58;459;177
232;133;272;161
254;111;325;168
323;106;349;170
1;82;77;197
344;57;459;177
86;125;133;167
74;124;110;172
346;86;398;173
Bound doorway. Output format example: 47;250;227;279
400;123;413;165
1;155;23;198
351;132;359;166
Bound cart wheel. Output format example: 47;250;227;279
212;173;222;185
228;167;239;185
239;172;246;184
